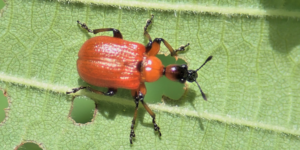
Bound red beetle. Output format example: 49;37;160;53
67;15;212;144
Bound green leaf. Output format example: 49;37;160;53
1;0;300;149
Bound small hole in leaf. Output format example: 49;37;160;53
0;0;5;9
16;142;42;150
0;89;8;123
71;97;96;124
144;54;186;103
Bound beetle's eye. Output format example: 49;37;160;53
186;70;198;82
180;78;186;83
181;64;187;69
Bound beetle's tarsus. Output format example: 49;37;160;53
66;86;87;94
144;15;155;43
130;101;138;144
144;15;154;31
175;43;190;53
153;121;161;136
130;125;135;144
77;20;93;33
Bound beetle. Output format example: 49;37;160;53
67;15;213;144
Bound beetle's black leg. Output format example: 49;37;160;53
77;20;123;39
66;86;87;94
174;42;190;53
129;91;161;144
143;15;189;57
104;88;117;96
146;38;189;57
130;94;140;144
66;87;117;96
138;92;161;137
144;14;154;44
86;87;118;96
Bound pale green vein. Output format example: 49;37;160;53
0;73;70;93
1;73;300;136
149;104;300;136
221;124;228;149
199;119;210;148
65;0;300;18
253;18;264;121
247;127;254;150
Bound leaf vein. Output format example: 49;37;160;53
1;74;300;136
65;0;300;18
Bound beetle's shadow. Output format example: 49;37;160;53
95;97;205;133
76;78;139;120
260;1;300;54
94;87;204;132
75;78;204;131
162;88;205;131
92;89;163;134
162;87;197;108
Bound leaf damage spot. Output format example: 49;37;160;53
0;0;6;16
69;96;97;125
3;90;7;96
162;83;197;108
15;141;43;150
144;54;186;103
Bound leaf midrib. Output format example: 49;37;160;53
65;0;300;18
0;73;298;136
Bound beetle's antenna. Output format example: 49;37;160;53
193;55;212;101
195;80;207;101
196;56;213;72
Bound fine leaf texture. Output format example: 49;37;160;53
1;0;300;149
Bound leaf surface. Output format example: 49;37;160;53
0;0;300;149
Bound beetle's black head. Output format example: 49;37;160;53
164;56;213;101
186;70;198;82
